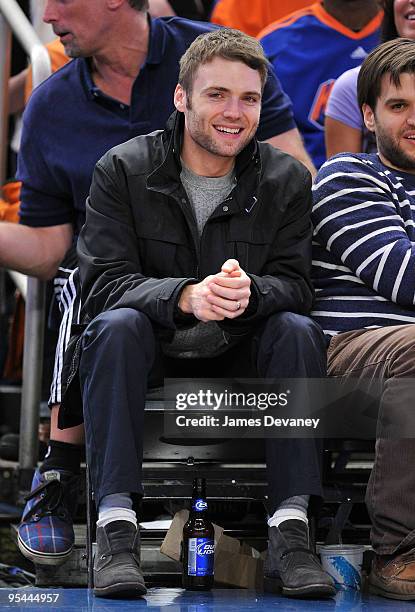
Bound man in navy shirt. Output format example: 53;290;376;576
4;0;313;568
6;2;313;279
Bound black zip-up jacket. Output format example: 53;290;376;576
79;111;313;328
60;112;314;427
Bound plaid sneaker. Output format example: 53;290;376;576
17;468;80;565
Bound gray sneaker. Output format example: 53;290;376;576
93;520;147;598
264;519;336;598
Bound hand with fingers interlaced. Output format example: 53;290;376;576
178;259;251;322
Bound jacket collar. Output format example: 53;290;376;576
146;111;183;195
147;110;261;201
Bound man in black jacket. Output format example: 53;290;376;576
76;29;334;599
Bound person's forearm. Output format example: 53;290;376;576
291;147;316;179
0;222;72;280
291;149;316;179
325;117;363;158
8;69;29;115
265;128;317;178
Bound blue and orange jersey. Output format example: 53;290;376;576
259;2;382;168
210;0;310;37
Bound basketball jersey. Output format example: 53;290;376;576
259;2;381;168
211;0;310;36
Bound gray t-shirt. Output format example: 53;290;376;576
162;162;236;358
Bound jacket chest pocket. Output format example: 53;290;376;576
136;223;188;277
228;227;275;273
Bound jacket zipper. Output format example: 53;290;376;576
178;186;236;279
177;193;200;278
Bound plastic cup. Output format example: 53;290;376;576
319;544;365;590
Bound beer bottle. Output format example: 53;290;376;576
182;477;215;590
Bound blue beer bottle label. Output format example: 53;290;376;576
187;537;215;577
192;498;208;512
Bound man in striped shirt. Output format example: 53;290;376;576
312;39;415;601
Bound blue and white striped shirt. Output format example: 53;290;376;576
311;153;415;335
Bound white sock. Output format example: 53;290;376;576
267;507;308;529
97;492;137;528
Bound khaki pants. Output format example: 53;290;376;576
328;324;415;556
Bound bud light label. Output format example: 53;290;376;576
192;498;208;512
187;537;215;577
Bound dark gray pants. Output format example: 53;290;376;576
79;309;326;514
328;325;415;556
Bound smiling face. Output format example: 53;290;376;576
43;0;109;57
394;0;415;38
363;72;415;173
174;57;262;176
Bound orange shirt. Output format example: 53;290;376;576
25;38;69;102
0;180;21;223
210;0;311;37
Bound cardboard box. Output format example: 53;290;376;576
160;509;264;589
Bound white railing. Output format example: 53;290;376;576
0;0;51;471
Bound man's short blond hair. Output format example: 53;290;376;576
179;28;269;96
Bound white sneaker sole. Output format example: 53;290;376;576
17;533;73;566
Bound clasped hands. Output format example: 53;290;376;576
178;259;251;323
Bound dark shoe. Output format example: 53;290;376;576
93;520;147;598
17;468;79;565
264;520;336;598
369;549;415;600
